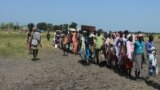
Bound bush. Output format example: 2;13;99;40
158;36;160;39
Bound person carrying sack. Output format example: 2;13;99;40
31;27;42;60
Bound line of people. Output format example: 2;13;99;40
54;28;159;80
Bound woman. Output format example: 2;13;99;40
114;31;125;72
125;34;134;78
134;34;144;79
79;31;86;64
105;33;114;67
72;31;78;54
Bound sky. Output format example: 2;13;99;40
0;0;160;32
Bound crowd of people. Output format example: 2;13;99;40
27;26;159;81
53;28;159;81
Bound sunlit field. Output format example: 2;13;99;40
0;30;55;58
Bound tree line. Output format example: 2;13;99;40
0;22;78;32
0;22;160;35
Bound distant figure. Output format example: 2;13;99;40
31;27;42;60
47;32;50;41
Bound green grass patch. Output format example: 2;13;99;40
0;30;55;58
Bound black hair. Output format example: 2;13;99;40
149;34;154;42
118;31;123;37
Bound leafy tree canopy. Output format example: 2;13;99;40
37;22;48;30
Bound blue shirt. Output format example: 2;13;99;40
134;40;144;54
145;41;154;53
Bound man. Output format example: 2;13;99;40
145;34;158;78
31;27;42;60
94;29;105;65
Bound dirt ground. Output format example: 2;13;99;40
0;41;160;90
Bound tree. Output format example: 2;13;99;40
63;24;69;30
47;23;54;32
13;22;20;30
69;22;77;29
7;22;14;29
59;24;63;30
27;23;35;32
0;23;6;30
37;22;48;30
53;25;60;30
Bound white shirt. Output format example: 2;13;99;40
33;32;40;41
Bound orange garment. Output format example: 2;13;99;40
63;35;69;45
72;33;78;53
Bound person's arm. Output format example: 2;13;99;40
145;42;152;53
126;42;130;59
142;42;147;63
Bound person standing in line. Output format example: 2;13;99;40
84;31;92;64
134;34;145;80
94;29;105;65
125;34;134;78
79;31;87;64
72;31;78;54
145;34;158;79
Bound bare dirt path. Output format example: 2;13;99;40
0;48;160;90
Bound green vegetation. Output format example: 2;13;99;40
0;31;26;57
0;30;54;58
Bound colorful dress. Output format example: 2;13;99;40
72;32;78;53
134;40;144;72
125;40;134;69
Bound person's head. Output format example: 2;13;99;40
97;29;103;36
112;33;116;39
149;34;154;42
64;31;68;35
137;31;142;34
127;34;133;42
138;34;143;41
124;30;129;38
83;31;87;36
32;27;38;32
118;31;123;37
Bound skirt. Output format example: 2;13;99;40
134;54;142;72
125;58;133;69
31;45;39;50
